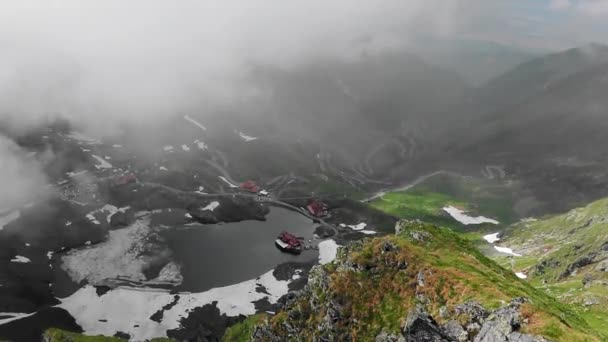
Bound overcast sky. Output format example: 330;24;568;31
0;1;607;130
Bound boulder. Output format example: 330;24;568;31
402;307;451;342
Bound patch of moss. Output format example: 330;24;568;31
222;314;267;342
369;190;467;229
43;329;126;342
43;329;177;342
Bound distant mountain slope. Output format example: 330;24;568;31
476;43;608;113
415;38;539;86
451;47;608;214
498;197;608;337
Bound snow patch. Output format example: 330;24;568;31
318;239;339;265
10;255;31;263
202;201;220;212
0;211;20;230
443;206;499;225
66;170;88;178
218;176;238;188
347;222;367;231
66;132;101;145
236;131;258;142
515;272;527;279
112;144;123;148
194;140;208;150
58;269;289;341
163;146;174;152
60;219;171;285
494;246;522;257
91;155;113;169
183;115;207;131
483;233;501;244
159;166;168;171
181;144;190;152
360;230;377;235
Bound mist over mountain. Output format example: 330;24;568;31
3;2;608;342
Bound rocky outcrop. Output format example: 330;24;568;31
402;306;450;341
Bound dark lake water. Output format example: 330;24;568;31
162;206;318;292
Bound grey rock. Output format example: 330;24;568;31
402;307;452;342
583;297;599;306
376;331;406;342
507;331;549;342
455;301;488;324
466;322;481;335
474;303;521;342
251;325;283;342
382;241;398;253
439;306;449;319
442;320;468;342
417;271;426;287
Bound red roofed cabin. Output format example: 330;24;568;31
113;174;137;186
240;180;260;193
275;231;303;254
307;199;328;218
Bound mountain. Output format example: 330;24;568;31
476;43;608;113
448;45;608;214
228;221;600;341
496;197;608;337
414;38;540;86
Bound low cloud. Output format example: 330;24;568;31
0;135;47;209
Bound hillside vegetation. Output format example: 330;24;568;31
239;221;599;341
498;197;608;337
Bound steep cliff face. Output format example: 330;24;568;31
243;221;599;341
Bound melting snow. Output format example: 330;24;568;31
10;255;31;263
163;146;174;152
0;211;20;230
515;272;527;279
236;131;258;142
494;246;522;257
66;132;101;145
159;166;168;171
47;251;54;260
86;213;101;224
183;115;207;131
194;140;208;150
85;204;127;225
360;230;377;235
483;233;501;244
60;220;169;285
347;222;367;231
91;155;113;169
58;269;289;341
202;201;220;211
219;176;238;188
66;170;88;178
443;206;499;225
181;144;190;152
319;239;339;265
112;144;123;148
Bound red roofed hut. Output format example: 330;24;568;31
306;199;328;218
240;180;260;193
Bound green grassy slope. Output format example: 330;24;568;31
248;221;600;341
498;197;608;336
